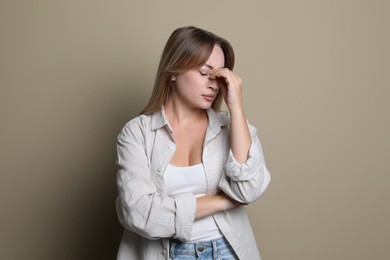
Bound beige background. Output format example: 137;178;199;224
1;1;389;259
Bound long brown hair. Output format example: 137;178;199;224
140;26;235;115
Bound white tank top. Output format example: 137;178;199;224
164;163;223;242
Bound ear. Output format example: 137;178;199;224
171;75;176;81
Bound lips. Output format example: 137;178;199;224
202;94;215;102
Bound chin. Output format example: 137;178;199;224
188;100;213;110
197;103;213;110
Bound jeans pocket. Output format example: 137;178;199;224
218;241;238;260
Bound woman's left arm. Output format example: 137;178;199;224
210;68;251;163
210;69;271;203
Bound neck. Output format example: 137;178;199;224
164;97;206;126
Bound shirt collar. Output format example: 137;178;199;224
150;107;229;133
205;107;229;131
204;108;229;144
151;106;173;132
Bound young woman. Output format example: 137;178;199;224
115;26;271;260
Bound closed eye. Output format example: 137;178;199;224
199;71;208;76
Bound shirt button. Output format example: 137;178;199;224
169;145;175;150
197;245;205;252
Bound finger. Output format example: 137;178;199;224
210;68;239;85
209;68;231;78
210;69;232;84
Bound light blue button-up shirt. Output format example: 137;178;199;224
115;107;270;260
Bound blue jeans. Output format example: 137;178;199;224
169;237;239;260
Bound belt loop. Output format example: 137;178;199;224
166;239;170;260
169;241;175;259
212;239;218;259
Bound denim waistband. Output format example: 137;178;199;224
169;237;235;259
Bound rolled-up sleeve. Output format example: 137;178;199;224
115;120;196;241
218;125;271;203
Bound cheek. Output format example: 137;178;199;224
177;74;206;89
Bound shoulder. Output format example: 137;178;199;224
211;110;257;133
215;110;231;124
208;109;230;127
117;114;152;140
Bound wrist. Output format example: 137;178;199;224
227;104;245;117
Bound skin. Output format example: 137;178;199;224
164;45;251;220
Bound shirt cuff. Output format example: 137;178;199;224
172;193;196;241
224;141;262;182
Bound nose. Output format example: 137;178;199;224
207;77;219;91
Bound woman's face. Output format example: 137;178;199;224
171;44;225;110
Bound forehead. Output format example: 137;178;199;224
204;45;225;69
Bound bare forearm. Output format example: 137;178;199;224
208;68;251;163
195;193;240;220
230;107;251;163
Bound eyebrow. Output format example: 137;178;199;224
203;64;225;69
